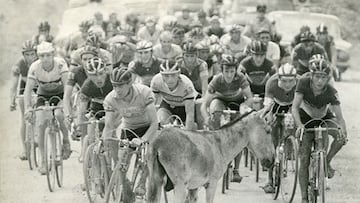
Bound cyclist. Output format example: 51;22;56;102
161;15;178;32
32;21;54;45
124;13;140;35
220;24;251;59
316;23;337;68
261;63;298;193
150;60;197;130
178;42;209;97
129;40;162;87
292;58;347;203
291;25;310;48
63;20;91;61
10;40;38;160
63;46;98;141
205;16;225;39
197;10;209;27
208;43;224;79
107;35;136;68
256;28;280;67
176;6;194;32
195;40;214;75
291;31;328;75
243;4;275;39
153;31;183;60
171;27;186;46
103;67;159;198
201;54;253;182
77;57;113;162
186;27;207;45
24;42;71;175
137;16;161;45
239;40;275;97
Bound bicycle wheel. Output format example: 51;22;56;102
44;127;56;192
55;131;63;187
105;164;123;203
308;155;317;203
84;143;104;203
25;122;34;170
280;136;299;203
273;161;281;200
317;152;326;203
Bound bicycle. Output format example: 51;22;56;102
271;109;299;203
297;119;344;203
104;129;148;203
33;96;64;192
78;110;112;203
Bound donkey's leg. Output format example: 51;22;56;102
147;150;164;203
205;182;217;203
174;184;187;203
188;188;198;203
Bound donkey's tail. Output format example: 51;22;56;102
147;146;167;203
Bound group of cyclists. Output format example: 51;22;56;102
10;3;348;203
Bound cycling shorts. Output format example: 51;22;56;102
36;93;63;107
160;101;186;123
299;108;334;128
271;103;292;114
120;125;149;141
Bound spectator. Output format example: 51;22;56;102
243;4;274;39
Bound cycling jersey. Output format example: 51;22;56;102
208;73;249;102
80;74;113;116
70;47;112;67
316;34;334;62
220;34;251;56
12;58;33;94
265;74;297;106
266;41;280;61
28;57;68;95
240;56;274;95
129;57;162;87
178;58;208;93
150;73;197;107
104;84;155;129
291;42;328;75
32;34;54;45
136;26;161;45
296;74;340;119
67;66;87;87
152;44;183;60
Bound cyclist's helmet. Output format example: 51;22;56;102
37;41;54;54
188;27;205;38
309;54;325;64
229;24;242;33
160;60;180;74
249;40;267;55
85;57;106;75
278;63;297;77
119;24;135;36
309;58;331;76
22;40;36;53
220;54;238;69
80;45;98;58
183;42;197;54
38;21;50;31
210;44;224;55
300;31;316;42
172;27;185;36
208;34;220;45
136;40;153;51
316;23;328;34
195;40;211;51
110;67;132;85
86;33;100;47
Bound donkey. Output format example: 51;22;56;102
146;110;275;203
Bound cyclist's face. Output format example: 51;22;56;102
230;31;240;41
278;76;296;91
184;53;197;63
81;53;95;66
222;67;237;83
23;51;37;64
160;38;172;48
311;73;329;90
113;82;131;98
197;49;210;60
182;11;190;19
210;21;220;28
252;54;265;66
259;33;271;44
39;30;49;36
38;52;54;67
161;73;179;89
88;72;107;88
172;35;184;45
303;41;314;52
137;50;152;64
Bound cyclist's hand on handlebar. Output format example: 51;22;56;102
132;138;145;146
24;110;32;122
296;125;305;139
10;103;16;111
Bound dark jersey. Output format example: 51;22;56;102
208;73;249;102
179;58;208;93
67;66;87;87
129;57;162;87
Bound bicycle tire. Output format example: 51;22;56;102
273;162;281;200
84;143;104;203
105;164;123;203
44;127;56;192
55;131;63;187
309;155;317;203
25;122;34;170
318;152;326;203
280;136;299;203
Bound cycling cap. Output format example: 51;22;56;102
37;42;54;54
86;34;100;47
110;67;132;85
210;44;224;55
257;27;270;35
300;31;316;42
80;45;98;58
85;57;106;75
183;42;197;54
172;27;185;36
119;24;135;35
38;21;50;31
316;23;328;34
278;63;297;77
195;40;211;51
229;24;243;33
160;60;180;74
309;58;331;76
136;40;153;51
220;54;238;67
22;40;36;53
249;40;267;54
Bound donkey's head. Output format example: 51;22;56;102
244;111;275;169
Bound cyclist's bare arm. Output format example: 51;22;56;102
10;71;20;105
291;92;304;128
200;90;216;121
184;99;196;130
77;93;90;132
242;86;254;107
24;78;36;111
200;64;209;96
153;92;162;107
63;84;74;117
103;109;120;140
331;103;347;135
141;102;158;143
